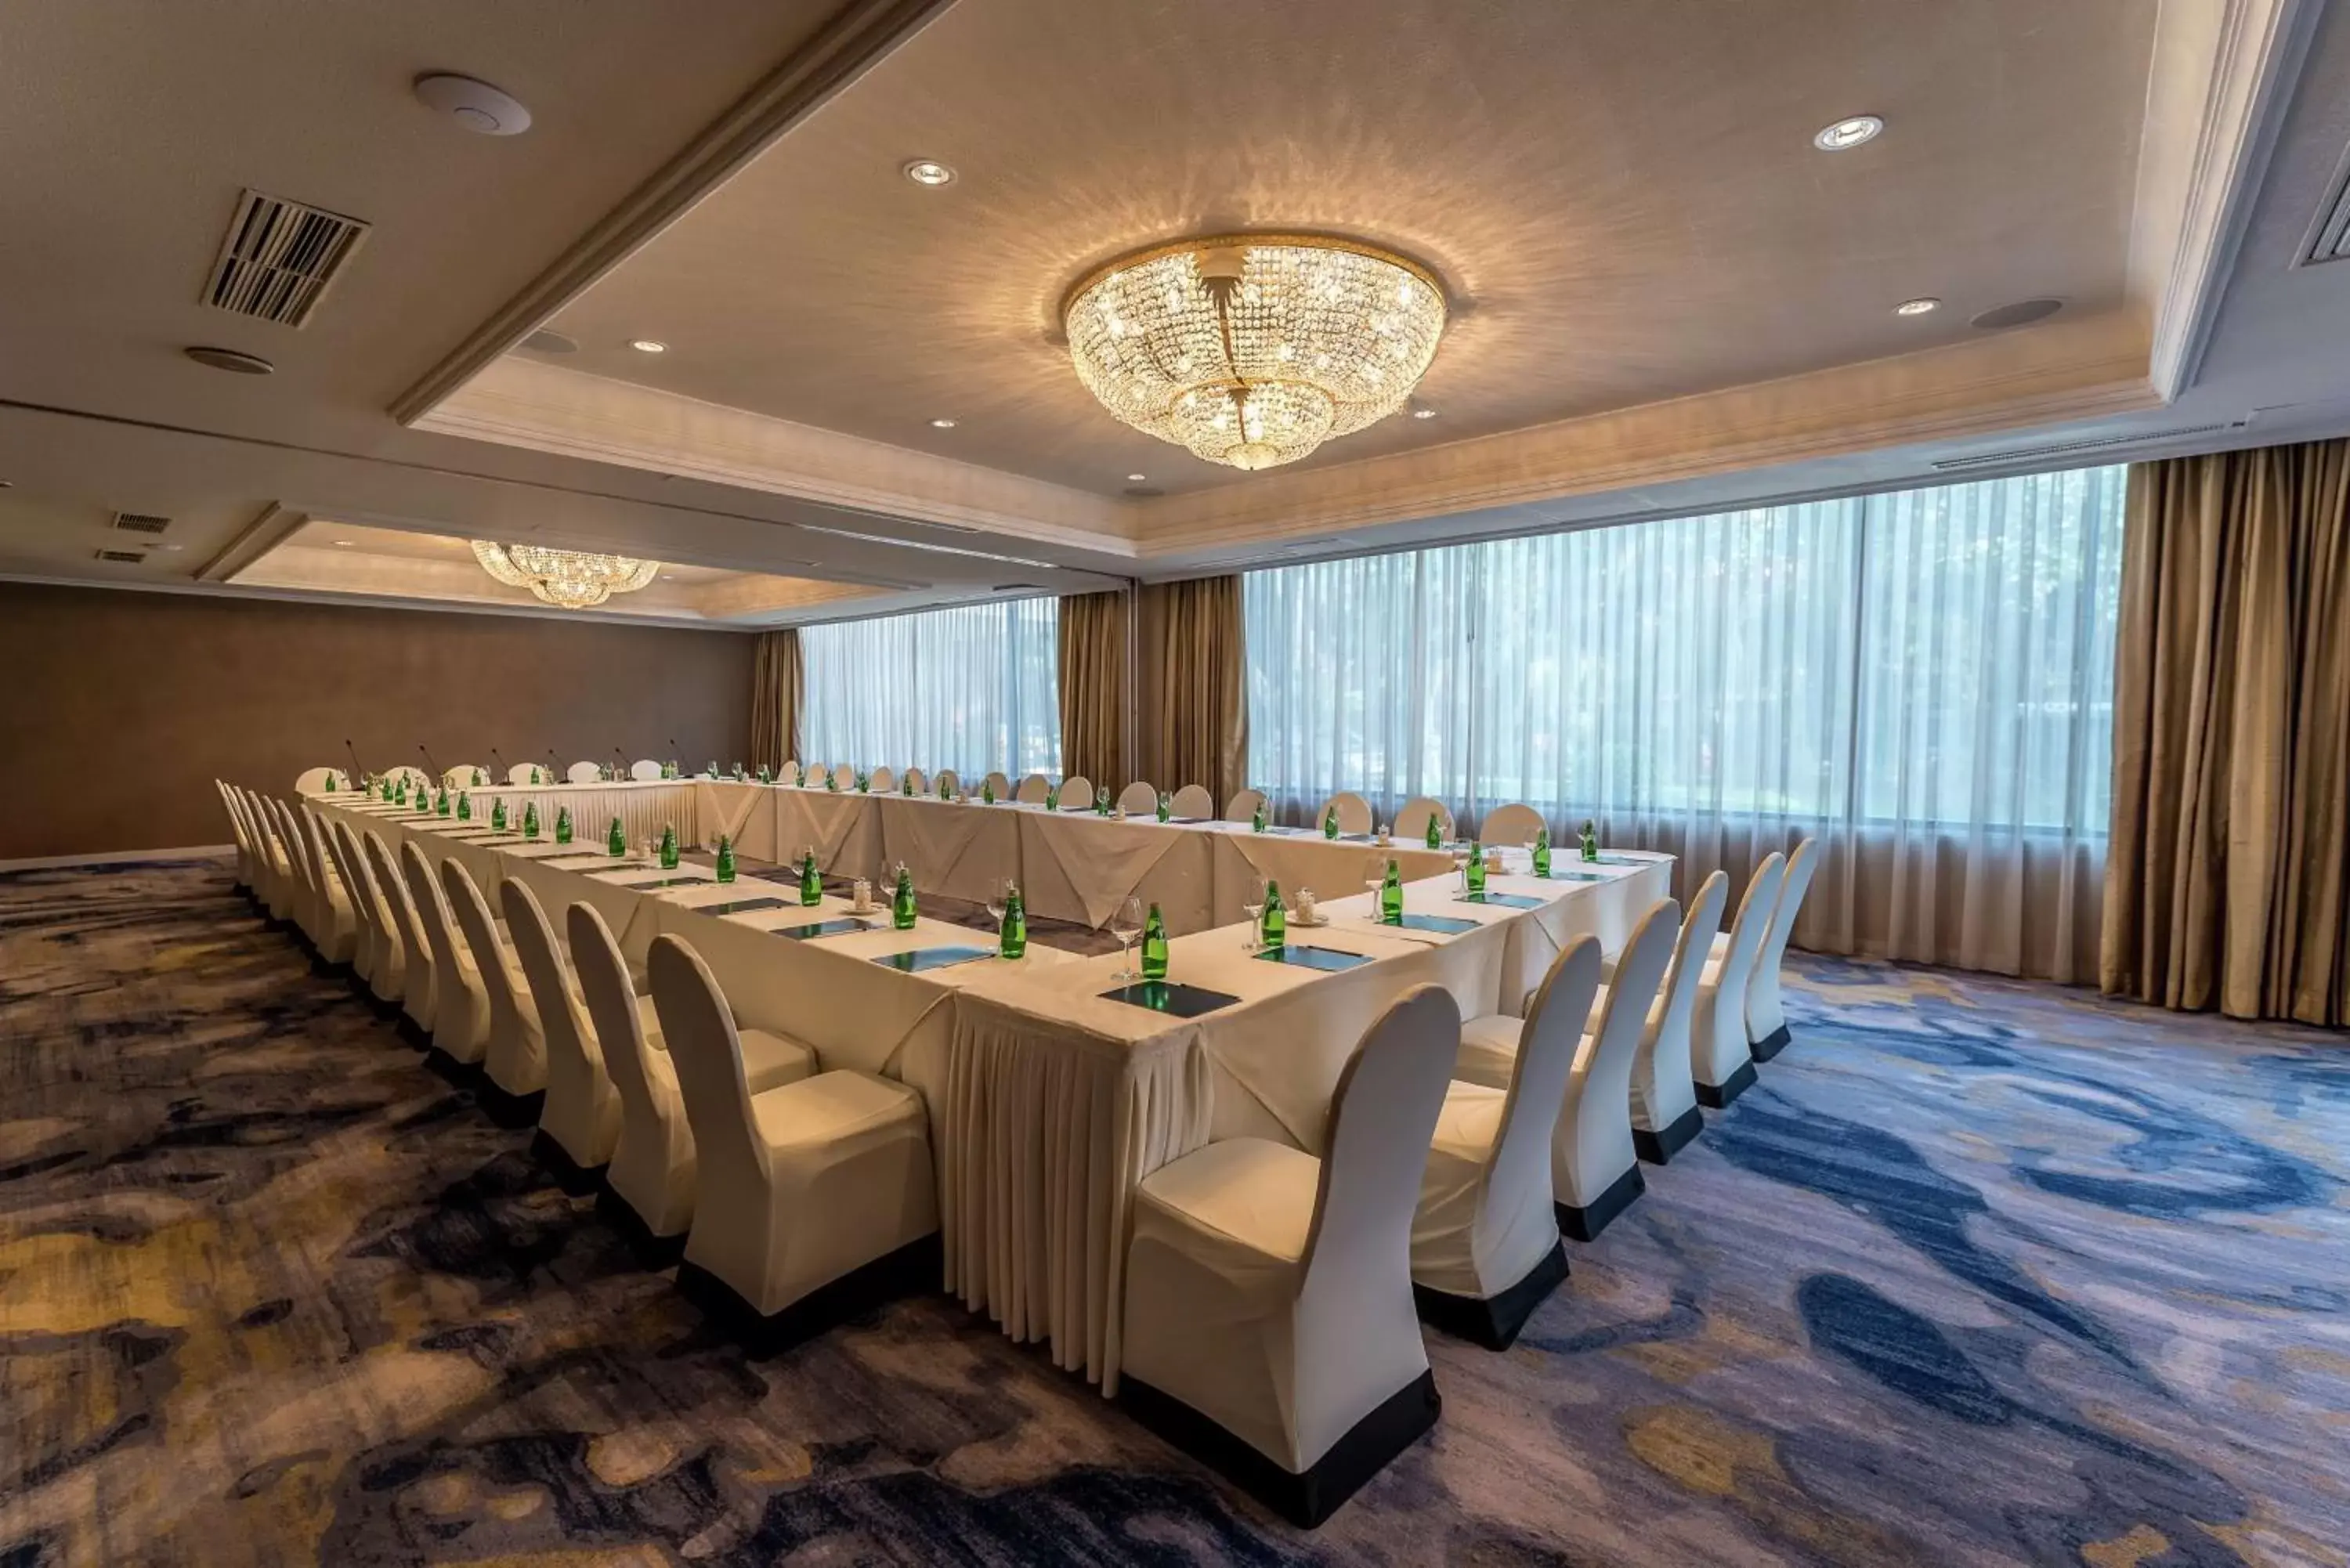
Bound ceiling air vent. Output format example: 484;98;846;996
94;548;147;564
110;511;171;535
2298;139;2350;266
1931;422;2242;471
204;188;371;327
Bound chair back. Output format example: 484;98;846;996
869;765;897;793
1058;775;1093;810
385;764;432;792
1015;772;1050;804
903;768;927;796
294;766;338;795
269;800;320;924
1484;935;1603;1201
1221;786;1267;824
1393;797;1452;843
1318;791;1373;835
984;771;1011;800
935;768;960;796
1478;803;1547;847
565;760;600;784
631;758;664;782
436;765;473;789
1568;900;1679;1161
1300;985;1461;1296
831;763;857;789
217;784;254;882
498;761;531;786
1650;869;1728;1048
1719;854;1788;1003
441;858;533;1064
400;840;470;1005
646;934;767;1198
325;817;385;956
1168;783;1214;818
1115;780;1160;815
568;901;657;1120
1755;836;1820;977
501;879;592;1118
362;830;428;991
777;761;803;786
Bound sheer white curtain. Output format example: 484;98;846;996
801;598;1061;779
1245;466;2124;980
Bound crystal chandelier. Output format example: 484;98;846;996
469;540;660;609
1061;233;1446;471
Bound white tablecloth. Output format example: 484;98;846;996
463;779;703;858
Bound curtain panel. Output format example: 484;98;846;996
749;628;802;771
1138;575;1249;807
801;599;1060;780
1058;589;1131;789
2102;440;2350;1024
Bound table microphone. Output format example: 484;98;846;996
418;743;443;786
345;739;365;786
488;747;506;784
546;748;561;779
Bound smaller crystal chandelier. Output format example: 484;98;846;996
470;540;660;609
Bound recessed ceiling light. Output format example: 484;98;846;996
1813;114;1884;151
630;338;667;354
184;345;273;374
903;160;956;187
1411;406;1439;419
930;417;957;428
1895;297;1941;316
333;539;352;547
414;73;532;136
1127;473;1148;482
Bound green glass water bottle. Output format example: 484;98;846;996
1380;858;1405;924
855;770;870;793
1425;811;1444;849
903;772;915;796
982;778;996;805
715;834;736;883
607;816;625;857
1465;840;1488;895
325;772;339;793
1251;799;1267;834
1141;902;1169;981
798;847;822;905
436;789;450;818
475;768;486;787
891;864;916;930
999;883;1027;959
523;801;540;840
1580;819;1599;863
658;823;679;869
707;761;718;779
490;798;506;832
532;766;543;786
1259;880;1286;950
457;792;472;822
940;775;953;801
1323;804;1340;839
757;764;771;784
1532;826;1553;878
1156;792;1170;823
1097;786;1112;816
395;776;408;806
555;806;573;845
1045;781;1060;811
826;770;838;793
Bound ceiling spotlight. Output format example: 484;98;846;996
903;160;956;187
1127;473;1148;482
629;338;667;354
1895;297;1941;316
333;539;353;547
1813;114;1884;151
930;417;957;428
414;73;532;136
184;345;274;374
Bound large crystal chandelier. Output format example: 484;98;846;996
469;540;660;609
1061;233;1446;471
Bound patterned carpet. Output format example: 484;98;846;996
2;854;2345;1566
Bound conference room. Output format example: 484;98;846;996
3;2;2346;1561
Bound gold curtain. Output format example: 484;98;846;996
2102;439;2350;1024
1137;575;1248;807
749;628;803;772
1058;590;1130;786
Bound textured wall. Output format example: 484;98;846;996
0;584;756;861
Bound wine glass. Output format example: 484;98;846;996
985;879;1009;934
1241;891;1265;952
1111;895;1145;981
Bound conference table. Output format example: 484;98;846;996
311;784;1671;1392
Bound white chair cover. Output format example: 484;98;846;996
364;831;436;1031
266;799;322;940
830;763;857;790
1743;836;1819;1056
217;785;254;893
443;858;544;1098
1694;854;1785;1104
439;765;477;789
400;841;488;1064
331;817;406;1005
1169;783;1215;819
572;903;696;1238
1318;791;1373;835
294;766;338;796
237;793;284;918
385;764;432;792
501;879;616;1169
934;768;960;797
245;797;291;924
1057;775;1094;811
983;771;1011;800
319;817;374;985
504;761;544;786
1412;935;1601;1309
869;766;897;794
566;760;602;784
902;768;927;796
1222;787;1267;824
1122;985;1458;1485
1015;773;1050;804
649;934;935;1317
1477;803;1547;847
1394;797;1453;844
1116;780;1160;816
297;807;357;966
778;761;803;786
1632;871;1727;1154
631;759;664;782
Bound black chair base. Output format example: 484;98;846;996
1413;1241;1567;1349
595;1186;687;1270
529;1129;609;1197
676;1232;941;1357
1120;1368;1441;1530
1694;1059;1759;1111
1633;1106;1704;1165
1749;1023;1794;1063
475;1079;545;1131
1556;1163;1646;1242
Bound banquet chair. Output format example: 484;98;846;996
868;765;896;793
501;762;535;786
500;880;618;1183
1693;854;1785;1109
330;818;405;1006
934;768;960;797
400;843;490;1067
631;759;665;782
1630;870;1727;1165
1121;985;1457;1528
983;771;1010;800
830;763;857;790
1318;791;1373;836
295;807;358;967
567;760;602;784
777;761;802;786
294;766;338;796
317;818;377;987
1058;775;1094;810
443;860;547;1118
1410;935;1600;1349
1716;836;1820;1061
1477;803;1546;847
1016;773;1051;804
387;764;432;793
363;832;436;1035
246;797;296;923
1222;787;1267;825
1393;797;1453;844
217;784;255;895
1116;780;1160;815
902;768;927;796
1169;783;1215;819
648;934;935;1333
265;798;325;941
571;904;814;1250
441;765;479;790
1457;899;1679;1241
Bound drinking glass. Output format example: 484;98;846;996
1241;894;1264;952
985;880;1009;933
1111;896;1145;981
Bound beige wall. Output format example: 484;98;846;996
0;584;756;861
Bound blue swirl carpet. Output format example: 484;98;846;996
2;855;2345;1564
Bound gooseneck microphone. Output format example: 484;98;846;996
488;747;506;785
546;748;562;780
418;743;443;786
345;739;365;786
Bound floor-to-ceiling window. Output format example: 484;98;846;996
801;598;1061;779
1244;464;2125;979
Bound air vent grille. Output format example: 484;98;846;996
1931;423;2240;471
205;189;371;327
110;511;171;535
94;548;147;564
2299;140;2350;266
